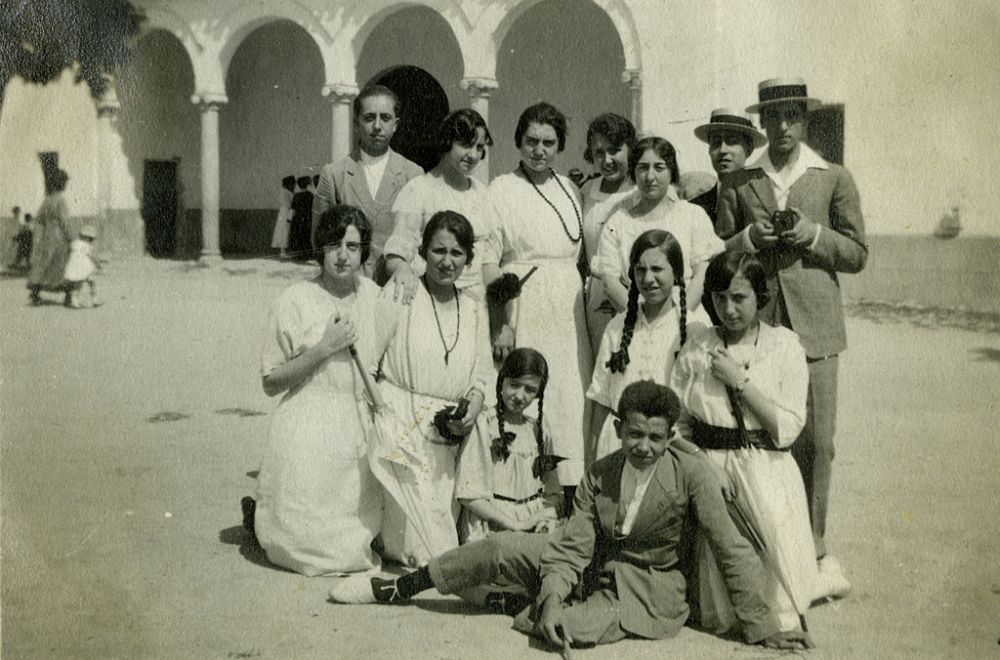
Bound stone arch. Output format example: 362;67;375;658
140;7;202;87
492;0;640;72
216;1;333;89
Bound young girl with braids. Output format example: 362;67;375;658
456;348;563;542
587;229;706;461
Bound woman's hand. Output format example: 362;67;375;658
492;323;515;362
448;390;484;436
389;262;419;304
710;347;746;389
319;312;356;357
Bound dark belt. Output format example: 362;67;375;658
493;489;543;505
690;417;784;451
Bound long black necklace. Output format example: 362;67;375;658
519;162;582;243
423;276;461;365
722;321;761;369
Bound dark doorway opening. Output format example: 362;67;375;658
142;159;180;257
808;104;845;165
370;66;449;172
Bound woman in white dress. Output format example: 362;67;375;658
596;137;723;327
382;109;498;303
373;211;493;568
579;113;639;355
483;102;592;505
253;205;400;577
669;250;817;638
270;175;295;257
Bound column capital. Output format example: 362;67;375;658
322;83;359;104
621;69;641;90
191;92;228;109
460;77;499;98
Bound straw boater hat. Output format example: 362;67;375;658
746;77;822;113
80;225;97;239
693;108;767;149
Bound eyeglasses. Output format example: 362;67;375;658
324;241;364;253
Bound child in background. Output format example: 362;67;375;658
11;212;33;270
455;347;563;543
588;229;701;461
64;225;101;308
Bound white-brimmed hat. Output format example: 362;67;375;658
79;225;97;239
693;108;767;149
746;77;822;113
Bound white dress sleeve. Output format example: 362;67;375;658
384;176;426;262
688;203;725;266
768;328;809;448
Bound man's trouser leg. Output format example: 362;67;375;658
792;355;838;558
428;532;551;596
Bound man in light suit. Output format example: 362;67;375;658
329;381;810;651
716;78;867;601
313;84;423;283
690;108;766;230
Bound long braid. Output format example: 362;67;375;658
495;375;507;455
606;279;640;374
677;281;687;348
534;376;548;457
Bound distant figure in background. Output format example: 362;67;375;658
270;175;296;258
313;84;423;283
64;225;102;309
27;168;72;306
11;211;34;271
691;109;766;230
288;175;314;259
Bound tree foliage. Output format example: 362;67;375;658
0;0;144;100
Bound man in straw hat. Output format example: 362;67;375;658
715;77;868;602
691;108;767;229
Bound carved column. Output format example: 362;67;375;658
192;92;227;261
460;77;499;183
323;83;359;163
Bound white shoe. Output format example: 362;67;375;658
814;555;851;601
328;574;377;604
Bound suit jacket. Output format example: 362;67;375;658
536;448;778;643
690;184;719;231
312;148;423;265
715;162;867;357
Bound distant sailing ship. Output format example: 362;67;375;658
934;206;962;239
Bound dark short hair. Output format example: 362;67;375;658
296;176;311;189
435;108;493;155
418;210;475;263
314;205;373;265
707;128;754;156
281;175;296;191
12;206;20;214
703;251;770;310
616;381;681;428
514;102;567;151
353;84;400;118
628;137;680;185
583;113;636;163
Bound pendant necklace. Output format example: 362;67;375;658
723;321;761;370
520;162;582;243
424;276;461;365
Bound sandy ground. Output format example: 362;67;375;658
1;257;998;659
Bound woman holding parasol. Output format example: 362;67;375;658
669;250;816;646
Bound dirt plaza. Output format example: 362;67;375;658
1;256;998;659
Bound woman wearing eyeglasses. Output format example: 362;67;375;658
250;205;401;577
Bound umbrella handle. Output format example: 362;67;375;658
349;346;384;411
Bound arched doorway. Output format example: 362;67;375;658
356;6;464;172
117;29;198;257
368;65;449;172
493;0;629;179
223;19;328;255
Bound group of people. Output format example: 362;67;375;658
270;173;322;259
18;170;103;309
244;75;867;653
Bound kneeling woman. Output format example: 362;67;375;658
373;211;493;568
254;205;399;576
669;251;817;635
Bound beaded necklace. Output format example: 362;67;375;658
722;321;761;369
422;276;461;365
519;162;582;243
